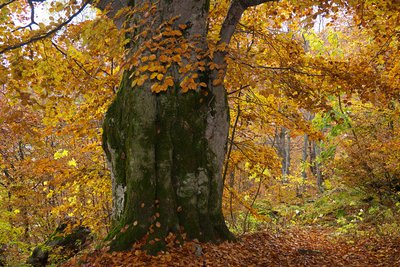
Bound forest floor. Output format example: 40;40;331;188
61;226;400;266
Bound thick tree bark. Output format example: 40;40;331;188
99;0;274;253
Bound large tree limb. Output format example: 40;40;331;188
218;0;276;45
96;0;129;29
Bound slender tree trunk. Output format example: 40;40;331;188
285;132;291;177
313;142;324;192
274;127;290;182
229;170;236;229
98;0;275;254
299;134;308;196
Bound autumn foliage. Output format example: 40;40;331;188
0;0;400;266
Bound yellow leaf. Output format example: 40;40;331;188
55;2;64;12
213;79;222;86
150;72;158;79
141;56;149;62
149;54;156;61
149;64;158;72
151;83;160;92
137;75;148;86
46;190;54;198
181;83;189;93
159;83;168;92
139;65;149;72
199;82;207;87
68;158;77;167
157;74;164;81
172;30;182;36
172;54;181;62
54;149;68;159
165;76;174;87
159;55;169;63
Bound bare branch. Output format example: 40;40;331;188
238;60;326;77
239;0;276;8
12;0;38;32
227;84;250;95
223;91;241;185
0;1;89;55
0;0;16;10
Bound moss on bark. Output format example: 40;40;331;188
102;73;234;254
102;0;234;254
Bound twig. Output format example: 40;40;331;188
223;91;241;185
0;0;16;9
0;1;89;55
228;84;249;95
51;41;97;79
12;0;38;32
243;170;265;233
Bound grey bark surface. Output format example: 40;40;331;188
99;0;274;253
274;127;291;180
313;142;324;192
299;134;309;196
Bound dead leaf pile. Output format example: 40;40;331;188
61;226;400;266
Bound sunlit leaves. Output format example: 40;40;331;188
1;0;400;264
0;7;123;263
54;149;69;159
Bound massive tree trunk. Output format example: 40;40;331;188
98;0;272;253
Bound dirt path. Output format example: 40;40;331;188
63;227;400;266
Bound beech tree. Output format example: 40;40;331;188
97;0;276;253
2;0;399;262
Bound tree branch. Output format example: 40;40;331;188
239;60;326;77
12;0;38;32
51;41;98;79
218;0;277;45
227;84;249;95
96;0;129;29
0;0;16;9
0;1;89;55
239;0;276;8
223;91;242;185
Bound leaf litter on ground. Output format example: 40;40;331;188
61;226;400;266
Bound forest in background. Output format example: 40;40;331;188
0;0;399;265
